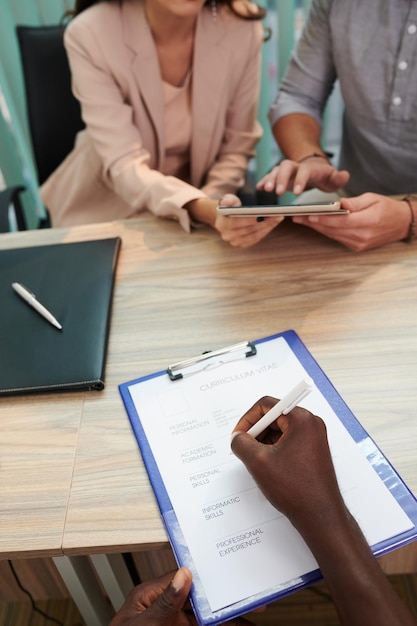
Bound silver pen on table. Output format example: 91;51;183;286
12;282;63;330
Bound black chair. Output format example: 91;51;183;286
16;25;84;186
0;185;27;232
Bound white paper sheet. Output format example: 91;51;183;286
127;336;413;613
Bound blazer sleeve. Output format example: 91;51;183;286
200;20;264;199
64;14;205;232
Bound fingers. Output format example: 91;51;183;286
256;160;313;195
218;193;242;207
257;161;302;195
290;165;314;196
291;193;388;251
231;405;337;528
216;193;283;247
144;567;193;624
257;160;349;196
231;395;289;471
231;430;262;467
292;212;350;229
327;168;350;190
339;192;378;213
232;396;279;433
216;215;283;248
231;402;314;471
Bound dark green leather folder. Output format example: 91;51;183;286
0;237;121;395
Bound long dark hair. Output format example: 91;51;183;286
67;0;266;20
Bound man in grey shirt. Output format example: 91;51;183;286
258;0;417;251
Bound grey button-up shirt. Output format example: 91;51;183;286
269;0;417;196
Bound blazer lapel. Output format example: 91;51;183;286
191;10;231;186
120;2;231;183
121;0;165;169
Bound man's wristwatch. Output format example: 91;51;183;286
402;195;417;242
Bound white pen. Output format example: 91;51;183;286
12;282;62;330
247;376;314;438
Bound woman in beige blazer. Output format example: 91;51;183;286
41;0;282;247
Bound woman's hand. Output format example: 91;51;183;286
215;194;283;248
186;194;283;247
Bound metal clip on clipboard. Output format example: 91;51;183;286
167;340;257;381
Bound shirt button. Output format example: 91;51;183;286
407;24;417;34
398;60;408;71
393;96;402;106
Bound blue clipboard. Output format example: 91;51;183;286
119;329;417;625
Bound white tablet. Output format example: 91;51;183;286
217;201;348;217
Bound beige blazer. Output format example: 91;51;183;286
41;0;263;229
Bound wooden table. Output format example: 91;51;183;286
1;215;417;620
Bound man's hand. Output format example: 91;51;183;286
231;398;417;626
109;567;255;626
231;400;346;534
109;568;196;626
257;158;350;197
292;192;412;251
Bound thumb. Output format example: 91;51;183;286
144;568;192;624
218;193;240;207
340;194;370;213
231;430;260;467
328;168;350;188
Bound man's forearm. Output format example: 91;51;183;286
302;509;417;626
272;113;326;162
